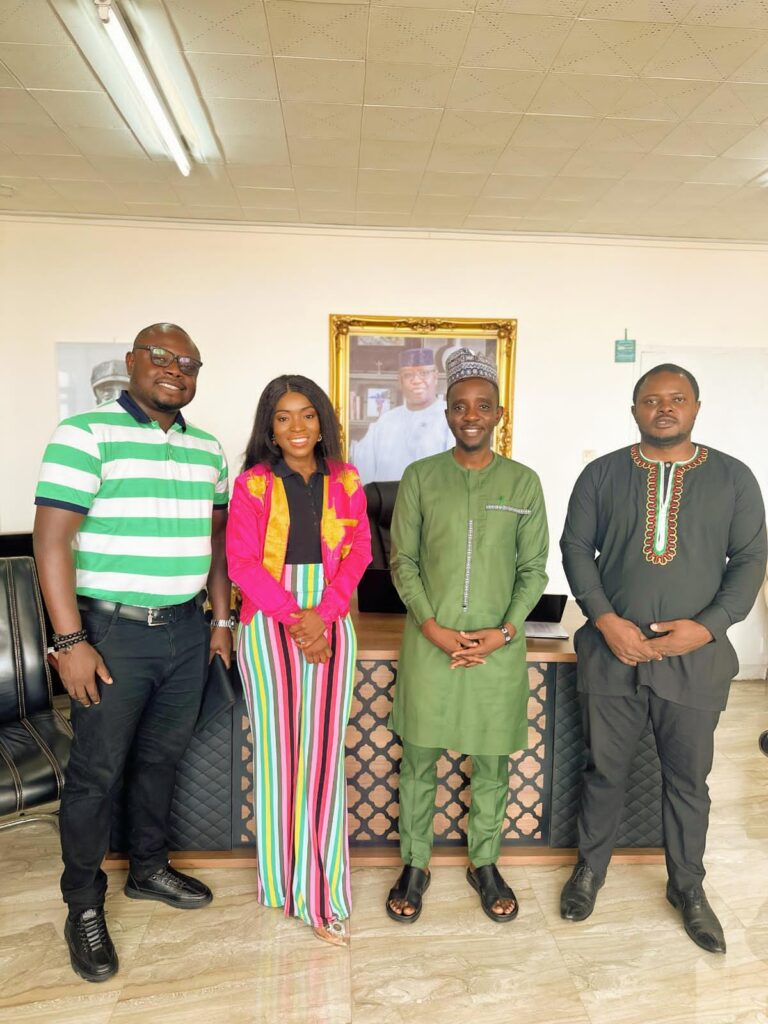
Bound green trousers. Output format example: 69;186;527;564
398;741;510;870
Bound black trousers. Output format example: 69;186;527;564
60;603;209;913
577;687;720;892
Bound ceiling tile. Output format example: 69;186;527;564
461;13;573;70
528;73;630;117
624;151;714;177
182;206;247;220
494;143;573;174
172;180;240;206
283;101;360;139
288;136;359;165
481;172;547;195
0;88;52;125
685;1;768;30
359;138;432;169
654;119;752;155
0;1;70;45
436;109;521;146
689;154;765;182
374;0;476;9
642;25;768;79
720;124;768;158
31;91;125;131
0;151;34;175
428;141;506;172
553;19;674;75
641;76;720;116
446;67;543;112
185;53;278;101
354;186;414;208
541;175;613;201
236;184;299;208
27;153;102;180
558;148;641;176
412;193;475;216
729;38;768;81
292;164;357;188
355;210;411;226
362;105;442;142
86;157;177;183
267;2;368;59
226;162;294;186
364;62;455;106
600;177;680;205
686;80;762;122
463;213;525;231
368;8;473;65
510;112;598;148
241;206;299;221
0;42;100;89
471;194;530;216
274;57;364;103
584;117;675;152
664;180;739;205
0;122;77;155
357;167;423;191
220;134;291;162
301;207;357;222
167;0;271;55
109;181;180;204
297;186;355;208
582;0;695;20
476;0;581;13
65;126;147;159
121;202;183;218
48;178;116;203
207;98;286;138
420;170;488;194
0;59;14;87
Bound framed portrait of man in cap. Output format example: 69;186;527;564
329;315;516;484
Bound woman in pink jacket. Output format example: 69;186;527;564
226;375;371;947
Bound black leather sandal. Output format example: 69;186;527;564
385;865;431;924
466;864;519;923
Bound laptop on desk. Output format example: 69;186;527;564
524;594;569;640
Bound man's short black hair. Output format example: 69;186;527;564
632;363;700;404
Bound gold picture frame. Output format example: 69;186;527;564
329;315;517;476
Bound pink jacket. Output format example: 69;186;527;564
226;460;372;627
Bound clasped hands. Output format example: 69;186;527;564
595;612;713;667
420;618;513;669
289;608;330;664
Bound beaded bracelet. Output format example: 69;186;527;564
52;628;88;652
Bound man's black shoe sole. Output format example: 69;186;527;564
124;886;213;910
67;951;119;983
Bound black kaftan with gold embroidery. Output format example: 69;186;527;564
560;444;766;711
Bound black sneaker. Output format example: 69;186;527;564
124;864;213;909
64;907;118;982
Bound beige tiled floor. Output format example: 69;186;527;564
1;682;767;1024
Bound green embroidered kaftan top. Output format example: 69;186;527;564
389;450;549;755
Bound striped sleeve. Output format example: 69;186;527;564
35;419;103;515
214;448;229;508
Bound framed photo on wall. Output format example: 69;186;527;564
329;315;517;484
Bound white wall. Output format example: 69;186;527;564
2;215;766;675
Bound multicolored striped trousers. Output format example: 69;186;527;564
237;563;357;927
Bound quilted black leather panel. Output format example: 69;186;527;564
550;665;663;849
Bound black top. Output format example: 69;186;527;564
560;444;767;711
273;457;328;564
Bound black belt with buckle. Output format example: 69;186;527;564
77;592;205;627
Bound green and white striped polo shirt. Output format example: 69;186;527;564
35;391;228;607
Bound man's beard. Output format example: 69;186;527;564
640;428;690;448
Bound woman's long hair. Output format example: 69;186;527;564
242;375;343;472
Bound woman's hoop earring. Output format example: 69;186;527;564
318;433;323;442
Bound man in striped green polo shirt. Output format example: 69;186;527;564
33;323;232;983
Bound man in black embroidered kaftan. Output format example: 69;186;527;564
559;364;766;954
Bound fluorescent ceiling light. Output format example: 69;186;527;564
96;0;189;176
49;0;221;172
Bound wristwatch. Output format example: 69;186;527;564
499;625;513;645
211;616;236;629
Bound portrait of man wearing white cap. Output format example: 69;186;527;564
354;347;454;484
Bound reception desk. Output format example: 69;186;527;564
109;602;664;867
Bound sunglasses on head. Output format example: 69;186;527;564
133;344;203;377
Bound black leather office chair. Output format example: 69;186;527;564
357;482;406;614
0;557;72;833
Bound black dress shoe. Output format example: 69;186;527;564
64;907;118;983
666;883;726;954
759;731;768;757
560;860;604;921
125;864;213;909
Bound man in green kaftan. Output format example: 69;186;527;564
385;348;549;924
